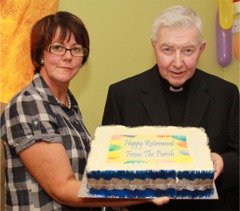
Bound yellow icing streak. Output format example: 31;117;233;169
107;135;192;163
0;0;59;103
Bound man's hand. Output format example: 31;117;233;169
211;152;224;180
151;197;170;206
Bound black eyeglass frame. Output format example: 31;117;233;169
47;45;88;57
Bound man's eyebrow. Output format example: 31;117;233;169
159;43;172;48
159;43;197;49
183;45;196;48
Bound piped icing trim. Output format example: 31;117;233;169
87;177;213;191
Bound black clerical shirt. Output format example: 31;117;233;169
161;77;189;126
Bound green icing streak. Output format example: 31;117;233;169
109;144;122;151
124;160;148;164
172;135;186;142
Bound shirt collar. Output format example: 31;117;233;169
32;73;79;110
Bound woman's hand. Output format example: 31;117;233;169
211;152;224;180
151;197;170;206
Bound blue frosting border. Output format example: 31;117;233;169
87;170;214;180
88;188;214;199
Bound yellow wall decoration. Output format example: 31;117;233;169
0;0;59;103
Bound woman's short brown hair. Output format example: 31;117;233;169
31;11;90;73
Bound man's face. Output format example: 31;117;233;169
152;26;206;87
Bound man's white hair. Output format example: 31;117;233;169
151;5;203;44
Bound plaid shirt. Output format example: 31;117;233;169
1;74;94;210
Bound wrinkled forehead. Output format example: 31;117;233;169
157;25;202;44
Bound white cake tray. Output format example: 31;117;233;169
78;170;218;199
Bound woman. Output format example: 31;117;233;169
0;11;169;210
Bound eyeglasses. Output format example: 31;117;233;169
48;45;88;57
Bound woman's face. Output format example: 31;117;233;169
152;26;206;87
40;28;84;88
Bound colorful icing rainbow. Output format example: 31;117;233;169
107;134;191;163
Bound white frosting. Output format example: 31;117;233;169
86;126;214;172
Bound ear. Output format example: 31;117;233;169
151;38;156;48
199;41;206;55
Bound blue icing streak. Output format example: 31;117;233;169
124;160;148;164
177;171;214;180
89;188;177;198
172;135;186;142
144;170;176;179
88;170;214;181
178;149;189;156
87;170;176;180
123;135;136;138
88;188;213;199
176;189;213;198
